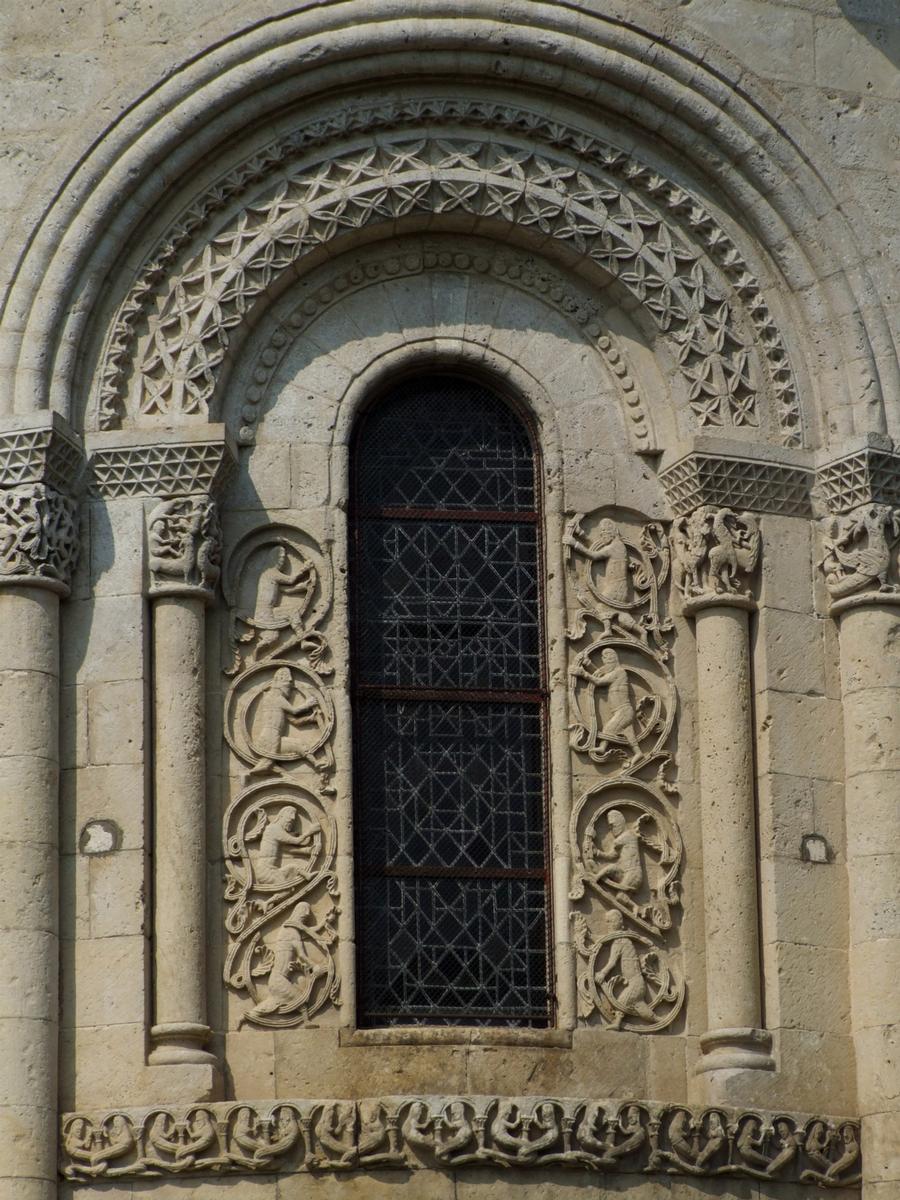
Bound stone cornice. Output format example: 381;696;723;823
86;426;236;499
60;1095;861;1188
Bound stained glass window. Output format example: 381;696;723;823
350;375;552;1027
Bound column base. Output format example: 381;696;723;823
149;1021;217;1065
695;1028;775;1073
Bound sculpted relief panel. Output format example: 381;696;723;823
61;1097;861;1187
564;512;684;1032
221;524;339;1026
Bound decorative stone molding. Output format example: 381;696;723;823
99;99;801;445
817;443;900;515
147;494;222;601
60;1096;861;1187
671;507;761;611
564;512;684;1033
238;241;657;454
221;524;339;1026
0;482;79;594
0;421;83;492
660;452;812;518
89;437;235;499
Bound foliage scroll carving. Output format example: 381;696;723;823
564;511;684;1032
221;525;339;1026
61;1097;861;1187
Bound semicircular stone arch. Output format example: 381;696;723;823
98;97;805;448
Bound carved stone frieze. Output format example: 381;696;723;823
98;99;801;445
0;482;79;593
147;494;222;599
61;1097;861;1187
221;524;338;1027
671;506;761;604
565;511;683;1032
660;452;812;518
89;438;235;499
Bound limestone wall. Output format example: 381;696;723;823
0;3;897;1199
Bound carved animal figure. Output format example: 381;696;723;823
707;509;759;592
822;504;900;598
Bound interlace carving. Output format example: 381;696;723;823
61;1097;861;1187
820;504;900;601
147;495;221;598
0;482;79;590
671;506;761;601
222;525;338;1026
565;512;683;1031
98;99;801;444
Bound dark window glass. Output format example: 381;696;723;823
350;375;551;1027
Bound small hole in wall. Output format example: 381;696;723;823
79;819;121;856
800;834;831;864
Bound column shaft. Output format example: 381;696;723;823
0;587;60;1200
694;602;773;1075
836;603;900;1197
149;596;214;1063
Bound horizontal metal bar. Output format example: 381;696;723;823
361;1010;550;1021
355;506;538;523
355;685;546;703
359;865;547;880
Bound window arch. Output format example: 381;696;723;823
349;373;552;1028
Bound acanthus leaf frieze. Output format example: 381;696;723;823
60;1096;861;1188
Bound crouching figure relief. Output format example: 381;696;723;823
221;525;339;1027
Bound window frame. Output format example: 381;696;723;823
347;369;556;1031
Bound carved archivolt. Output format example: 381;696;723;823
61;1097;861;1187
564;512;683;1032
237;241;657;454
98;99;801;445
221;524;339;1026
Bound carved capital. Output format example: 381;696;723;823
819;502;900;615
147;493;221;601
0;482;79;595
671;506;761;611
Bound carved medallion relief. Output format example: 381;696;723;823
221;524;339;1026
565;511;684;1032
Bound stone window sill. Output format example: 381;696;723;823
339;1026;572;1048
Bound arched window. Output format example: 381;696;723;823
350;374;551;1027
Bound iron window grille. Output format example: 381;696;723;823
350;374;553;1027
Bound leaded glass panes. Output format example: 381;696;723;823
351;374;551;1028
